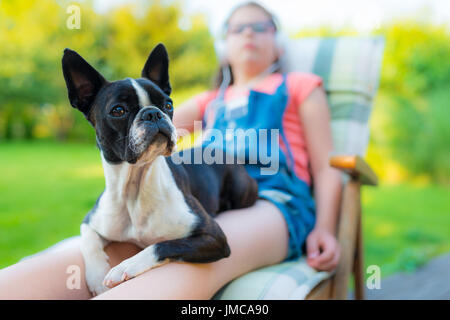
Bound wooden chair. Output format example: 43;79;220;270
212;36;385;300
306;155;378;299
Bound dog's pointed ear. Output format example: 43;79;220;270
141;43;171;96
62;48;106;120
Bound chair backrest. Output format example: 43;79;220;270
283;36;385;157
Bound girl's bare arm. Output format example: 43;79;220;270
299;86;342;271
173;96;203;132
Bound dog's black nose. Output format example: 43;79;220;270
141;108;163;123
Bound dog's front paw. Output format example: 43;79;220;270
84;251;111;296
88;279;110;296
103;256;145;288
103;249;169;288
85;263;111;296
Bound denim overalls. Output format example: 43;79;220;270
201;74;316;261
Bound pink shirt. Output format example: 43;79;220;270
194;72;323;186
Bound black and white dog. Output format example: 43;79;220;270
62;43;258;295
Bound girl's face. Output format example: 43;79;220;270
225;6;278;74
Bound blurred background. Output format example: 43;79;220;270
0;0;449;292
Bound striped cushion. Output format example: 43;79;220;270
284;36;385;156
212;256;331;300
214;36;385;300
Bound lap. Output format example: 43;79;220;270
95;199;289;299
0;199;288;299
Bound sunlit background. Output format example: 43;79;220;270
0;0;449;285
97;0;450;34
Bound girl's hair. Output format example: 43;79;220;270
212;1;282;89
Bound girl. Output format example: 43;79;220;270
0;1;341;299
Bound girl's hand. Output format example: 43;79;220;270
306;227;340;272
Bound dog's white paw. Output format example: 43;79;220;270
88;278;110;296
84;254;111;296
103;256;148;288
86;266;111;296
103;247;169;288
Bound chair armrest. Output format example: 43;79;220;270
329;155;378;186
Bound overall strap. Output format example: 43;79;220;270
277;73;297;176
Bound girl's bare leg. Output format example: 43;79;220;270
0;238;141;299
94;199;289;300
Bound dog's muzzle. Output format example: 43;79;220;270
130;106;177;159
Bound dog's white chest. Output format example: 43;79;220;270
89;155;197;247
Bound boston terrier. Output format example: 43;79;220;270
62;43;258;295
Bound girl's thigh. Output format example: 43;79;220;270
0;237;142;300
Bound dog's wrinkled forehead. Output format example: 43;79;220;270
102;78;167;110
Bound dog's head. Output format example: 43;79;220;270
62;43;176;165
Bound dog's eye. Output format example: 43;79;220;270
110;105;126;117
164;102;173;111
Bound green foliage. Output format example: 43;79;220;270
0;0;217;142
387;88;450;184
374;22;450;184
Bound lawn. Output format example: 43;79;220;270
1;140;449;279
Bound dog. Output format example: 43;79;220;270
61;43;258;295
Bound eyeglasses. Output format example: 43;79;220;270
226;21;276;35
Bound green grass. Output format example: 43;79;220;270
1;141;449;279
362;184;450;276
0;140;104;267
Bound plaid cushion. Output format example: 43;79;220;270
284;36;385;156
214;36;385;300
212;256;331;300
